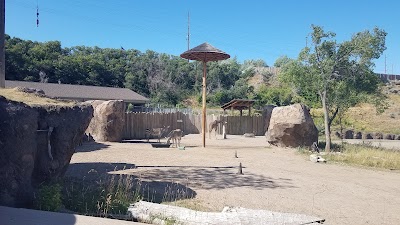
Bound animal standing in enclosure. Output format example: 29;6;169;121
145;126;170;142
166;129;184;147
209;120;225;139
311;141;320;153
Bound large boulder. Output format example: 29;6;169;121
354;131;363;139
372;132;383;139
265;104;318;148
0;96;93;208
343;129;354;139
362;132;373;139
86;100;125;142
384;134;395;140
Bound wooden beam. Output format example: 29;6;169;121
202;61;206;147
0;0;5;88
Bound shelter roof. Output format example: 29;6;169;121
180;42;230;62
221;99;255;111
5;80;149;104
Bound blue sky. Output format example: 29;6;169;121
6;0;400;74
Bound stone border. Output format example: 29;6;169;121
334;129;400;140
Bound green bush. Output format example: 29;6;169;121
34;182;62;212
255;85;293;107
126;103;134;112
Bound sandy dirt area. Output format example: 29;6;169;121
67;134;400;225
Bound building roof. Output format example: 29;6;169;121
221;99;255;111
5;80;149;104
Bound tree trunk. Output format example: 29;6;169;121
328;107;339;128
321;90;331;152
128;201;325;225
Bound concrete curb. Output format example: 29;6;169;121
0;205;146;225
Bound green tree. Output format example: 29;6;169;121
280;25;387;152
5;35;37;80
255;84;293;107
5;34;278;108
207;59;241;91
274;55;293;68
243;59;268;68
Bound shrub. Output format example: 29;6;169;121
62;174;142;217
34;182;62;212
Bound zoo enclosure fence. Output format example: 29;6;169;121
123;112;265;140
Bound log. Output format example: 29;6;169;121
127;201;325;225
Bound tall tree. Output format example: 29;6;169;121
281;25;386;152
274;55;293;68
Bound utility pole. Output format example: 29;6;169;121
384;55;387;74
0;0;5;88
305;36;308;48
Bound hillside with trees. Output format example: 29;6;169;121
5;34;279;108
5;24;390;146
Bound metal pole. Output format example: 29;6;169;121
202;61;207;147
0;0;5;88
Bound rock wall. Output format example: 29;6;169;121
0;96;93;208
335;129;400;140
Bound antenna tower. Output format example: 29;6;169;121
385;55;387;74
187;11;190;51
36;0;39;27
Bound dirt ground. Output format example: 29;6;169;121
67;134;400;225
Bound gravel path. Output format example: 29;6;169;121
67;134;400;225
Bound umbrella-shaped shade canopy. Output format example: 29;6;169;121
180;42;230;148
180;42;230;62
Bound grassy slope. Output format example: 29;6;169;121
345;94;400;134
0;88;76;106
311;94;400;135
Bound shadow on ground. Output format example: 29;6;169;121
75;142;111;152
122;165;296;190
121;140;166;144
65;162;196;203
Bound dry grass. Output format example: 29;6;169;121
0;88;75;107
61;174;202;217
298;141;400;170
163;199;213;212
311;94;400;134
62;174;142;217
345;94;400;133
323;143;400;170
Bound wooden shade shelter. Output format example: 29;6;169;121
180;43;230;147
221;99;255;116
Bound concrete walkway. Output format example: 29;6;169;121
0;206;146;225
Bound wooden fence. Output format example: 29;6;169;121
123;112;266;140
225;115;265;135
